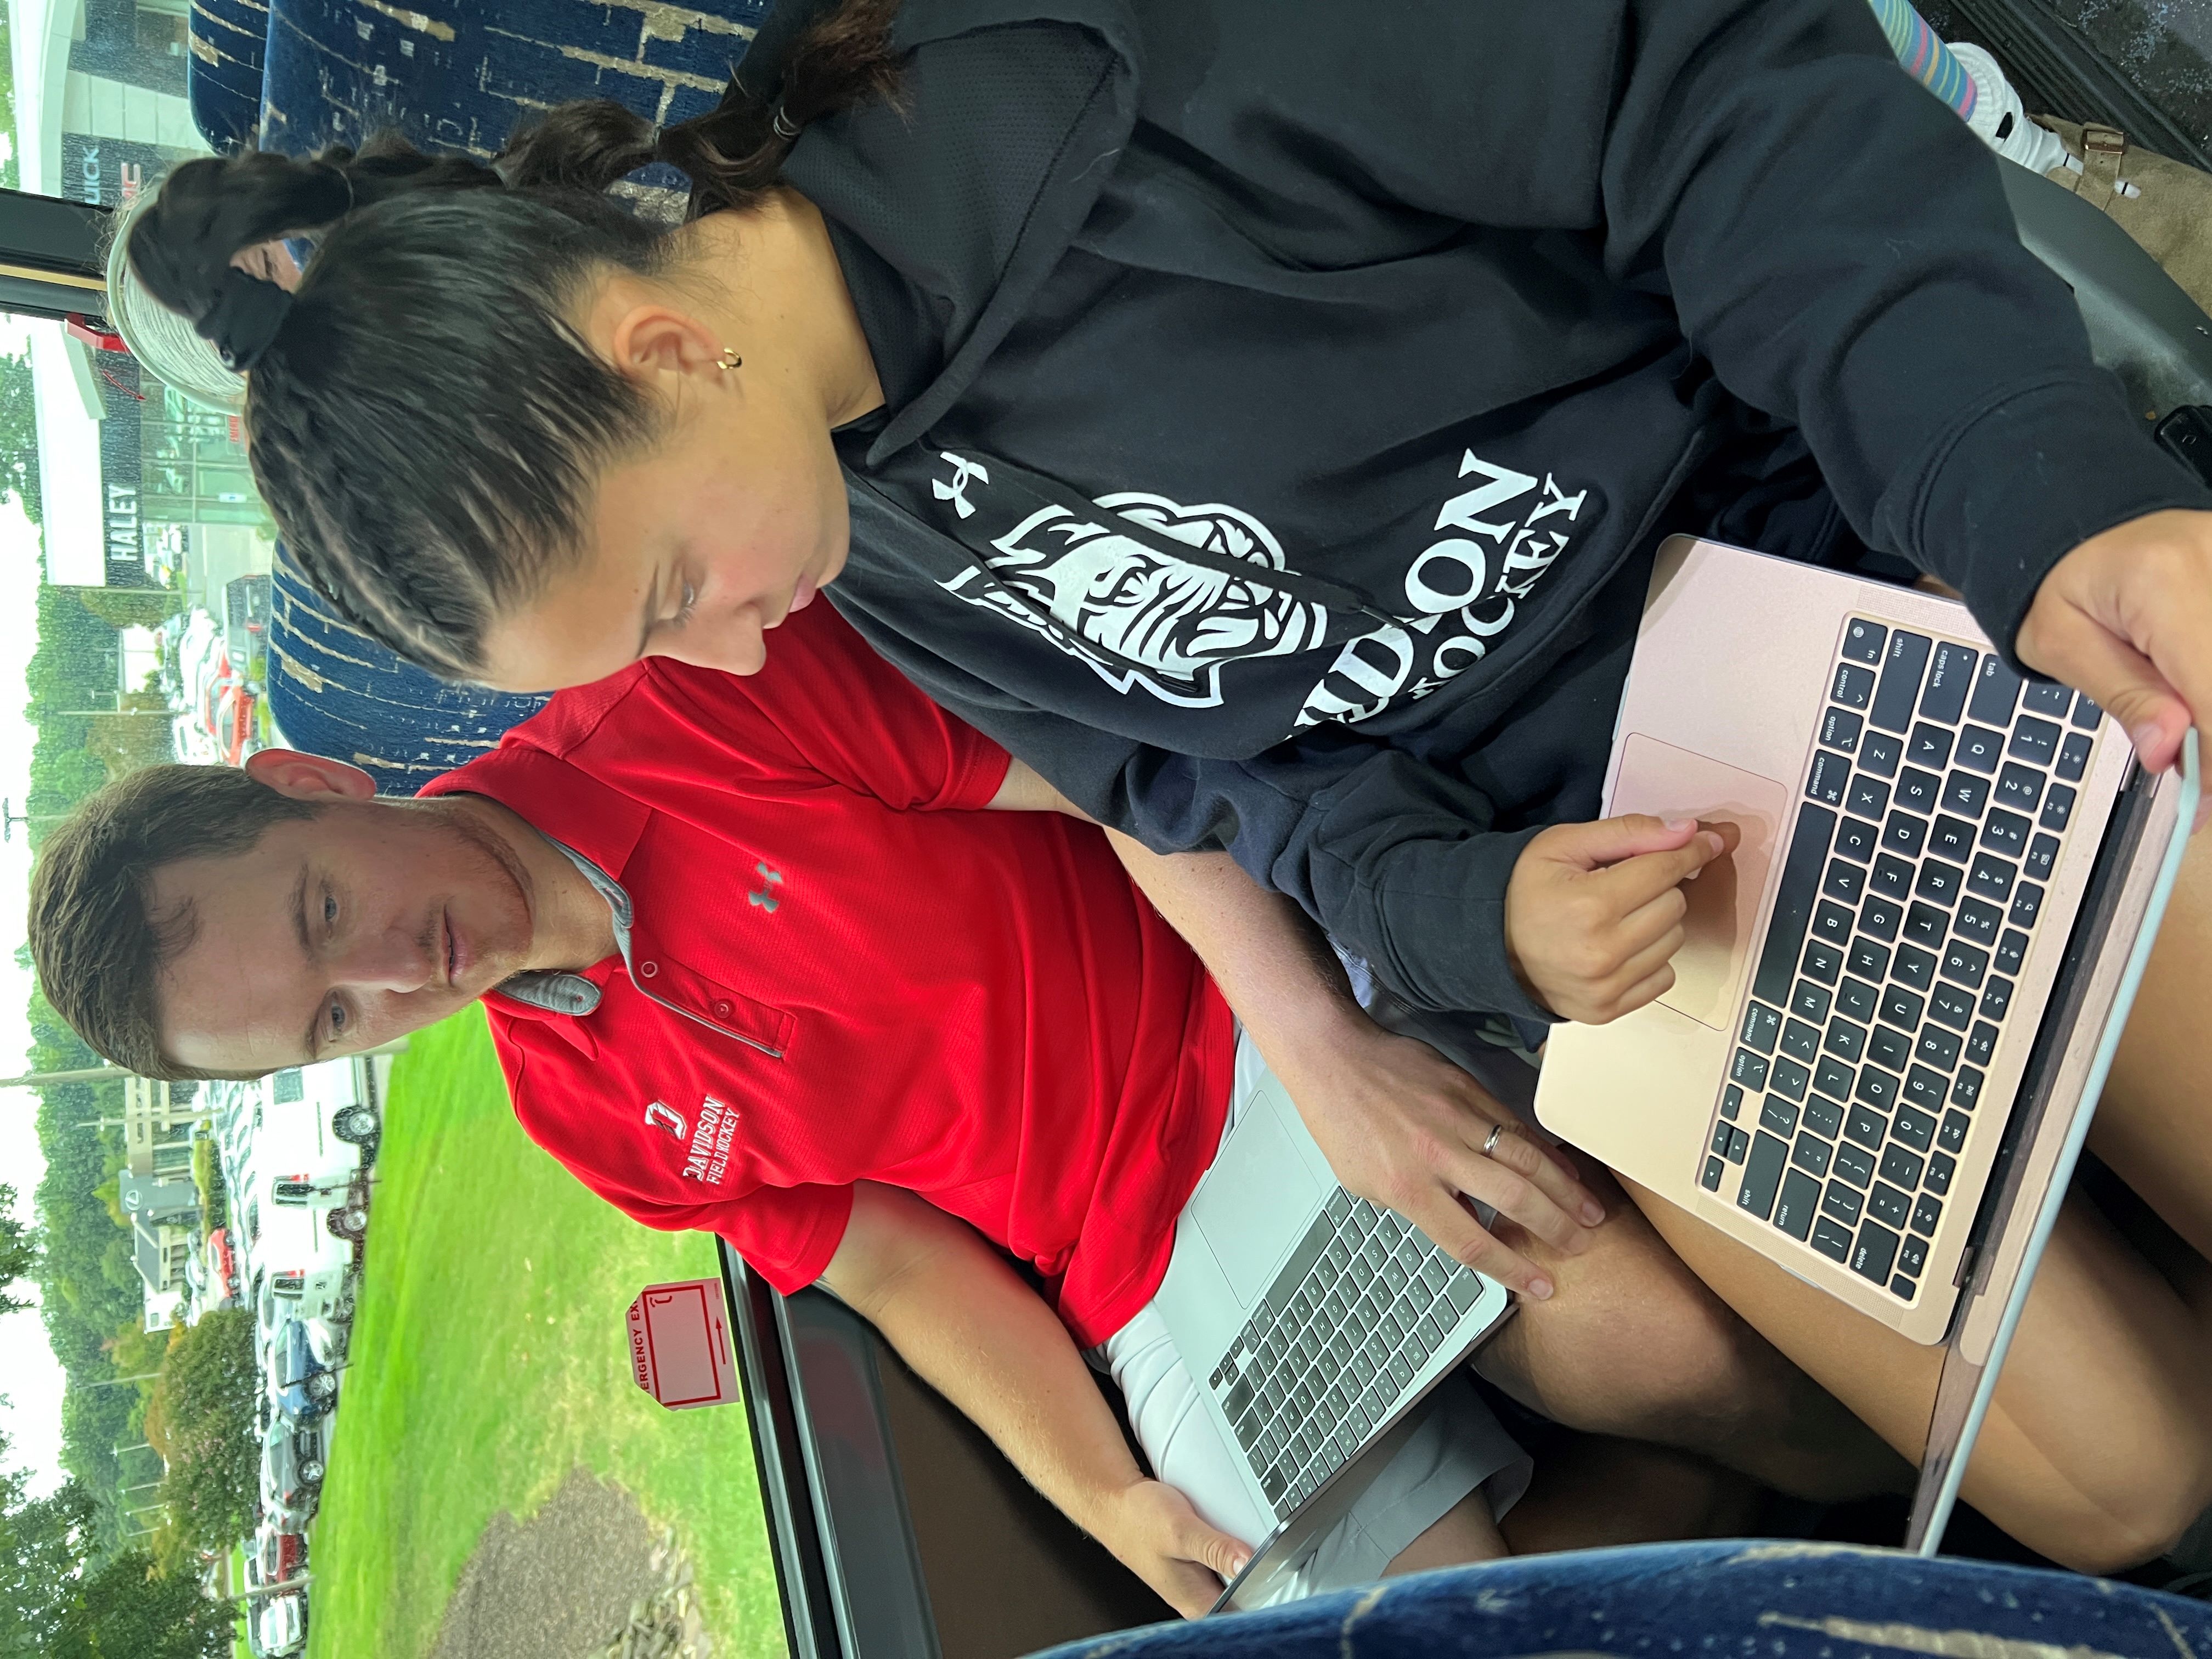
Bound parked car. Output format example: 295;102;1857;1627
259;1413;326;1519
251;1589;306;1658
253;1520;306;1587
301;1314;348;1369
263;1319;337;1419
244;1198;354;1325
206;1228;239;1301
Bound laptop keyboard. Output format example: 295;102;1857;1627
1206;1190;1491;1512
1701;618;2102;1302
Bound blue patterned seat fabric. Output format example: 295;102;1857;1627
189;0;766;788
265;551;549;793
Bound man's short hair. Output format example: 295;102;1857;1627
29;764;320;1081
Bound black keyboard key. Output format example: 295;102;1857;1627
1769;1057;1811;1102
1780;1019;1821;1064
1916;1025;1963;1071
2024;833;2059;883
1791;1132;1832;1180
1836;815;1878;863
1774;1169;1822;1240
1837;978;1879;1023
1824;1182;1866;1227
1911;1192;1943;1236
1954;898;2002;946
1940;942;1989;990
1761;1093;1798;1136
1804;1094;1844;1138
1854;1222;1903;1284
1823;860;1865;904
1741;1002;1783;1054
1903;904;1949;948
2010;716;2061;766
1844;1103;1887;1151
1926;1152;1956;1195
1967;851;2017;904
1904;1065;1949;1113
1969;656;2023;727
2057;732;2093;783
1955;725;2005;774
1965;1023;1999;1068
1942;771;1992;817
1920;642;1979;725
1880;1143;1926;1189
1841;618;1889;665
1929;983;1976;1031
1860;731;1903;779
1897;1234;1929;1278
1894;944;1937;991
2021;680;2072;719
2039;784;2076;833
1994;929;2028;977
1792;980;1834;1023
2009;883;2044;930
1815;1057;1855;1101
1871;632;1932;733
1915;860;1963;905
1891;1273;1918;1300
1909;723;1955;770
1821;707;1864;754
1869;1183;1912;1229
1892;1105;1937;1154
1882;811;1928;858
1726;1126;1749;1163
1897;768;1943;815
1980;809;2030;857
1952;1068;1984;1111
1814;901;1854;946
1732;1049;1770;1091
1855;1066;1899;1110
1847;775;1892;821
1979;976;2013;1023
1833;662;1877;710
1994;763;2044;812
1808;751;1852;808
2070;692;2102;731
1756;806;1838;1007
1802;939;1844;986
1848;938;1892;982
1868;1025;1914;1073
1931;815;1977;860
1938;1111;1971;1155
1880;985;1926;1029
1859;896;1903;943
1834;1142;1875;1188
1703;1155;1725;1193
1870;855;1915;901
1813;1215;1854;1263
1736;1132;1789;1221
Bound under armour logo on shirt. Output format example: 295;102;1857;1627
749;861;785;913
933;452;990;519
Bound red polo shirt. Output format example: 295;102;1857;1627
420;603;1234;1346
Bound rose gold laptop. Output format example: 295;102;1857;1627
1537;535;2194;1359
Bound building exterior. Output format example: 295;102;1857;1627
121;1074;195;1179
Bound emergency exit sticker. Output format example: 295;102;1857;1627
625;1278;739;1410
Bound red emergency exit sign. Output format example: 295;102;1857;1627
625;1278;740;1410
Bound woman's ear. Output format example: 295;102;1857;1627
597;286;723;388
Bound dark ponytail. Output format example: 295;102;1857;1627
127;0;904;679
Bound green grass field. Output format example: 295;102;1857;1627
305;1008;785;1659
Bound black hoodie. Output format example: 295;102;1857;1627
780;0;2212;1021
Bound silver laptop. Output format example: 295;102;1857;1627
1150;1054;1514;1611
1537;534;2199;1547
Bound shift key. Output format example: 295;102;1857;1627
1736;1131;1790;1222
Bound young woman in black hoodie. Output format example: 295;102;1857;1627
125;0;2212;1571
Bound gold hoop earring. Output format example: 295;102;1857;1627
716;347;742;373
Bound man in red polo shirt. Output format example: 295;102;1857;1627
29;603;1889;1611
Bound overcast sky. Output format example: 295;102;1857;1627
0;305;88;1498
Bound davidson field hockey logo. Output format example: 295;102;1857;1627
939;489;1327;708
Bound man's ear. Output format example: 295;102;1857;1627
242;748;379;803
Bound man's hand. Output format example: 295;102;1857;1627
2018;508;2212;820
1090;1477;1252;1619
1267;1017;1605;1301
1506;814;1737;1024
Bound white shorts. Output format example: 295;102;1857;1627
1094;1032;1532;1606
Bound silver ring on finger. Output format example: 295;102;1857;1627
1482;1121;1511;1158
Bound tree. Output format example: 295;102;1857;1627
0;1182;33;1315
145;1309;259;1556
0;351;40;527
72;588;180;631
49;1550;232;1659
0;1437;97;1655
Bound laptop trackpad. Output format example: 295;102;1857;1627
1189;1105;1328;1305
1610;735;1788;1033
